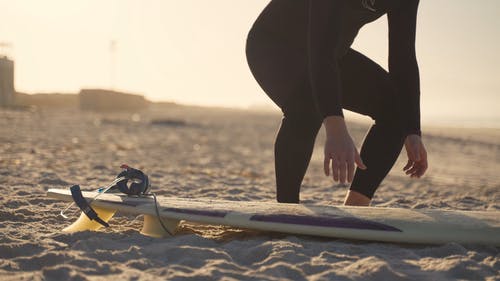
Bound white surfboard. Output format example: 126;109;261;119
47;188;500;245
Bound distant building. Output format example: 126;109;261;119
15;92;78;108
0;56;15;107
79;89;149;111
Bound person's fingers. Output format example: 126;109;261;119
324;156;330;176
411;147;427;177
409;161;426;178
406;165;418;175
339;159;347;184
332;158;339;182
403;159;413;171
354;151;367;170
412;165;422;177
347;157;355;183
404;162;415;173
414;168;423;178
406;165;418;176
417;160;428;177
417;142;428;177
415;170;424;178
408;165;418;178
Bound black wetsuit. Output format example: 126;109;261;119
245;0;421;202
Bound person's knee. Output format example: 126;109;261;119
280;108;322;137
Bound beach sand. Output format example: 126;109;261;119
0;105;499;280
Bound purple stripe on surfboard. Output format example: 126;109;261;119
250;214;402;232
163;207;227;218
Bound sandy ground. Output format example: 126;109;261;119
0;105;499;280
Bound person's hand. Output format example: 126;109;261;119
323;116;366;184
403;134;428;178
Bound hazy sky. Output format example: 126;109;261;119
0;0;499;126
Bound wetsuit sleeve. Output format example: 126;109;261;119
307;0;344;119
388;0;422;136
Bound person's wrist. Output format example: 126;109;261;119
406;133;421;140
405;129;422;137
323;115;347;138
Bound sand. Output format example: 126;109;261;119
0;105;499;280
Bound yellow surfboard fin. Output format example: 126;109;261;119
63;207;116;233
140;214;179;238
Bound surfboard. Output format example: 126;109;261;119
47;188;500;245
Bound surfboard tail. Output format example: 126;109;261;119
63;206;117;233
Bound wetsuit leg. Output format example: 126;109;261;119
339;49;407;199
246;22;321;203
273;82;322;203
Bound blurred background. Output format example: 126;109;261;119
0;0;499;127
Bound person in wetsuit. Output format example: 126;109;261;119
245;0;428;206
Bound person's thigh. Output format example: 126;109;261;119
245;0;311;111
246;36;310;111
339;49;400;121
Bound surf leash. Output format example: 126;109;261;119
70;184;111;227
61;165;174;235
60;176;126;219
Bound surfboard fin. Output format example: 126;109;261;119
63;207;117;233
140;215;179;238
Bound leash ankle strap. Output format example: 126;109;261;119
70;185;110;227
